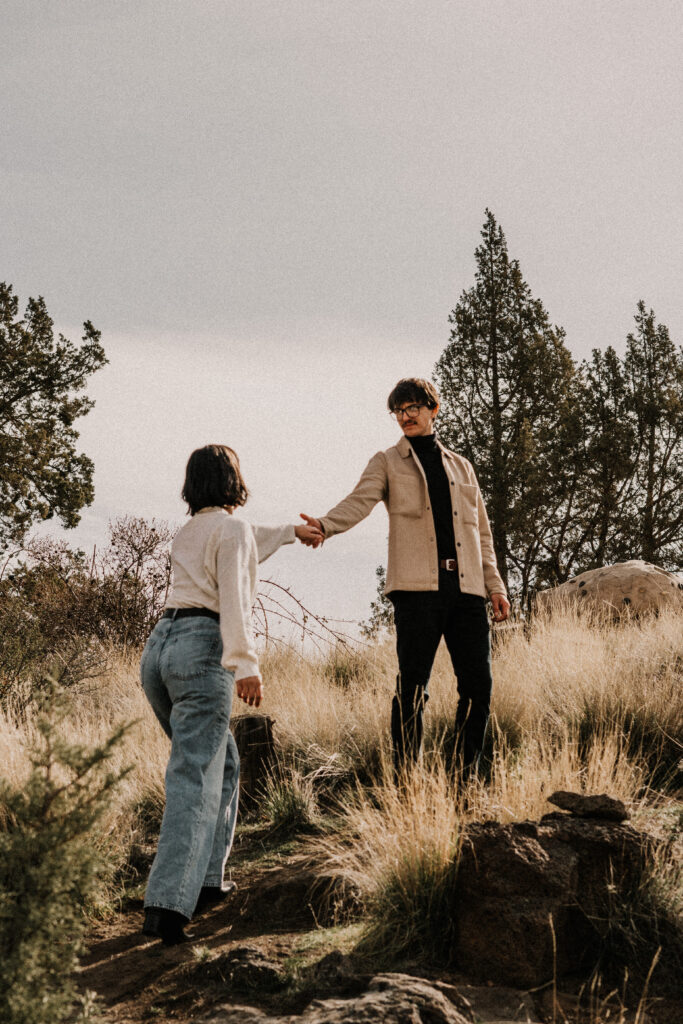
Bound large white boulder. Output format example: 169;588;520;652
536;560;683;616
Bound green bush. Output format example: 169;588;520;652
0;681;129;1024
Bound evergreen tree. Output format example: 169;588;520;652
0;680;129;1024
623;302;683;567
574;346;637;567
0;283;106;551
434;210;579;601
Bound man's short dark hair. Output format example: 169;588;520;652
182;444;249;515
387;378;440;412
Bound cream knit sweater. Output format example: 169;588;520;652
165;507;295;681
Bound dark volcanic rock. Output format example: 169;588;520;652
452;817;647;988
219;945;284;991
202;972;474;1023
547;790;630;821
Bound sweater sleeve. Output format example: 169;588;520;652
252;523;296;563
213;523;261;681
318;452;388;538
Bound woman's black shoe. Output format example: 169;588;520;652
142;907;191;946
195;881;237;914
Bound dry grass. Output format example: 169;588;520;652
317;760;463;958
0;607;681;927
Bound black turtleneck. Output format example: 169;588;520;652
408;434;456;562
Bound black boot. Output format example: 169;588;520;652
195;880;237;914
142;907;190;946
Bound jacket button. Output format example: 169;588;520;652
460;572;464;577
432;569;436;575
457;542;461;547
453;511;458;516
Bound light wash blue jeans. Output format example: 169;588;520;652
140;615;239;919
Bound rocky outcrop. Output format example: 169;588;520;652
452;817;648;987
536;560;683;617
546;790;629;822
201;973;475;1023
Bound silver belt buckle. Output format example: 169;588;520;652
443;558;456;571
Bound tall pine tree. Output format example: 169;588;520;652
574;346;636;568
623;302;683;567
434;210;578;601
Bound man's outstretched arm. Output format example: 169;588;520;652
300;451;387;541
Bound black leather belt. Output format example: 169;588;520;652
163;607;220;622
439;559;458;571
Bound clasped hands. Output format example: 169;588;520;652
294;513;324;548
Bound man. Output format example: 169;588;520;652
301;377;509;779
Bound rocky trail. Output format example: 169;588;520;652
78;809;683;1024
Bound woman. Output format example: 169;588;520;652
140;444;322;945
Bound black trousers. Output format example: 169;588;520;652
389;569;493;778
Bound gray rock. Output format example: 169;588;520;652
535;559;683;617
200;1009;267;1023
306;949;369;991
547;790;629;822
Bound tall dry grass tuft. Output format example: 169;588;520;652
245;642;396;785
473;727;648;824
311;724;659;963
318;760;462;961
488;605;683;788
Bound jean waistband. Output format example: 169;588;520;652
162;607;220;623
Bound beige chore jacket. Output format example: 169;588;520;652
319;435;506;599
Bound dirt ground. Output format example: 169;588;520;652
79;829;339;1023
78;825;683;1024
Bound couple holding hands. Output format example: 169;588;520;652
140;377;509;945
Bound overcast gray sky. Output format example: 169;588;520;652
3;1;682;627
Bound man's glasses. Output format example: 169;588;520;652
391;404;424;420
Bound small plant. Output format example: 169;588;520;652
360;565;394;640
191;944;215;964
262;766;320;835
0;678;129;1024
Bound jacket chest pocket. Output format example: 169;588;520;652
388;471;423;518
459;483;479;525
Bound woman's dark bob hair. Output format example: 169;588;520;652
387;377;439;412
182;445;249;515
